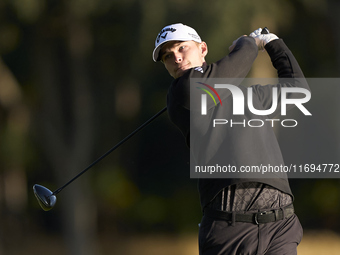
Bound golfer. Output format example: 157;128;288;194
153;23;308;255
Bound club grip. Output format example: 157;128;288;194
261;27;269;34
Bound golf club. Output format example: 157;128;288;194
33;106;167;211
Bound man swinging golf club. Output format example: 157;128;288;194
153;23;309;255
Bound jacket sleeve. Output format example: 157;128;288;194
266;38;304;79
250;39;310;118
212;36;259;78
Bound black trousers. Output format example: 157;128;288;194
199;213;303;255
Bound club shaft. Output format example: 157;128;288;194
52;106;167;195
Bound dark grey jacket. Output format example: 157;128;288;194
167;36;309;209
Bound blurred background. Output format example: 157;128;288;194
1;0;340;254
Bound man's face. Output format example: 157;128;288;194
160;40;208;79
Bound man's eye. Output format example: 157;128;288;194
179;46;185;50
163;54;171;60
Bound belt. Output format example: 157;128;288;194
203;204;294;225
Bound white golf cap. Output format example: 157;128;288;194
152;23;202;62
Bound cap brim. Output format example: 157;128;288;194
152;39;179;62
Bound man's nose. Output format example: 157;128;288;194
174;53;182;63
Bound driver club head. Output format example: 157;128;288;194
33;184;57;211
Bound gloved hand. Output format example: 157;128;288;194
249;28;279;51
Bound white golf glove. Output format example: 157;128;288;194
249;28;279;51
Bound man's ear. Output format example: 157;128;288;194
200;41;208;58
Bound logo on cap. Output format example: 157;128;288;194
156;27;177;43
